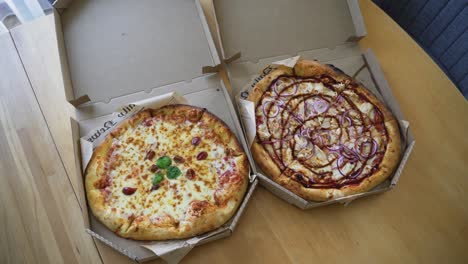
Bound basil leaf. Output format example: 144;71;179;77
156;156;172;169
167;166;182;179
152;172;164;185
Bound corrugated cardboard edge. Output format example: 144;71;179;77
346;0;367;40
199;0;225;59
195;0;221;66
86;229;139;262
362;49;415;186
228;179;258;231
70;117;89;224
363;50;406;125
52;9;76;104
259;174;308;209
257;170;387;209
202;52;242;74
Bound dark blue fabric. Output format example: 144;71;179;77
373;0;468;99
460;75;468;95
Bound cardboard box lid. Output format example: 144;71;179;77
60;0;219;104
213;0;365;63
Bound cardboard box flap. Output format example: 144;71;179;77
60;0;219;104
213;0;365;63
73;88;259;262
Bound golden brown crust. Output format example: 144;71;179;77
249;59;402;201
85;104;249;240
119;198;241;240
353;85;396;124
247;65;293;105
251;142;282;178
247;66;293;181
294;59;341;78
85;132;120;232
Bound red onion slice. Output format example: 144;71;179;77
339;111;353;127
335;94;344;104
274;81;298;97
337;155;363;178
304;101;315;118
304;98;330;118
341;146;360;162
299;127;310;138
349;165;364;179
289;111;304;123
312;99;330;114
326;145;342;152
355;138;378;159
262;100;281;118
337;156;347;177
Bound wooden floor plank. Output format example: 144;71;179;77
0;32;102;264
10;13;80;206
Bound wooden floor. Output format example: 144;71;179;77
1;1;468;263
0;32;102;263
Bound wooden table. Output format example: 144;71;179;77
1;0;467;263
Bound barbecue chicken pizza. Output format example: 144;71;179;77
85;105;249;240
249;60;401;201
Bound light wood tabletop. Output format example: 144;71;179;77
1;0;467;263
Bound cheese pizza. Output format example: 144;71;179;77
248;60;401;201
85;105;249;240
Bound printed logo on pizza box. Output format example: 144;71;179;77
250;65;274;88
240;66;275;100
118;104;137;118
86;120;117;143
86;104;137;143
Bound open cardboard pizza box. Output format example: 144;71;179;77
12;0;258;262
204;0;416;209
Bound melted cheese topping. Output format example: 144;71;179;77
100;108;241;224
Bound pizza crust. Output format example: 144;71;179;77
249;59;402;201
85;105;249;240
251;142;282;179
247;65;294;106
116;199;241;240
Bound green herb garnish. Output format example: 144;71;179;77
167;166;182;179
152;172;164;185
156;156;172;169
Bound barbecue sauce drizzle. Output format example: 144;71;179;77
256;74;389;189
